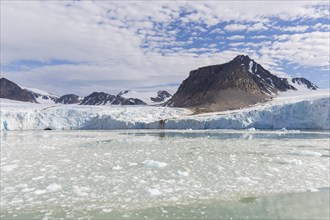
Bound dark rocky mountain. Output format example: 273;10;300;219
56;94;82;104
80;92;147;105
151;91;172;103
80;92;116;105
0;78;37;103
110;95;147;105
167;55;317;112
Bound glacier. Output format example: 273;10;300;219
1;90;329;130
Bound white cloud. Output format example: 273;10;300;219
1;1;329;94
224;24;247;32
224;22;268;32
279;25;309;32
227;35;245;40
249;23;268;31
313;23;330;31
261;32;330;67
251;35;268;39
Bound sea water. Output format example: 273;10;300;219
1;129;329;219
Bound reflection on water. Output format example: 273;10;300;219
125;188;330;220
125;130;330;140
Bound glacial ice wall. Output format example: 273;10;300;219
161;98;330;130
1;97;329;131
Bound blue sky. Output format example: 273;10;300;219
1;1;329;96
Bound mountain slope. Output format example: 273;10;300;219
0;78;37;103
167;55;317;112
22;87;59;104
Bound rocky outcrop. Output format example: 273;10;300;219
80;92;146;105
56;94;82;104
80;92;116;105
151;91;172;103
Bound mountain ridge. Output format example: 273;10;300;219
0;77;172;106
0;55;317;109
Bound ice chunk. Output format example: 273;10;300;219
236;176;258;184
112;165;123;170
21;188;35;193
177;170;189;177
34;189;47;195
277;158;303;166
143;160;167;168
127;162;138;166
268;167;281;173
246;127;256;131
32;176;44;181
308;188;320;192
46;183;62;192
1;164;18;172
73;186;90;197
147;188;162;196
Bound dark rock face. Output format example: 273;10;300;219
118;90;130;96
80;92;116;105
291;77;318;90
0;78;37;103
232;55;296;94
56;94;81;104
80;92;146;105
151;91;172;102
167;55;317;112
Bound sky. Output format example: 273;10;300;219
1;1;329;96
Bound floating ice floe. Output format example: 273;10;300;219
147;188;162;196
143;160;167;168
276;158;303;166
112;165;123;170
177;170;189;177
46;183;62;192
1;165;18;172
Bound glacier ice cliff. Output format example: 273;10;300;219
1;96;329;131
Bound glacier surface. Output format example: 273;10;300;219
1;90;329;130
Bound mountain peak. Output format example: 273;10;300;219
167;56;317;112
233;54;253;62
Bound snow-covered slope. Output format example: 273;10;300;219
22;87;59;104
1;90;329;130
119;90;172;105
